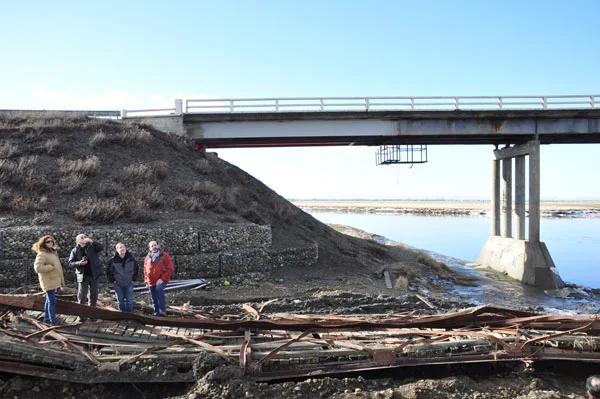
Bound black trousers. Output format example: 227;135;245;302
77;275;98;307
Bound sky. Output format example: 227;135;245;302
1;0;599;200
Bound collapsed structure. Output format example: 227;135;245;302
0;293;598;384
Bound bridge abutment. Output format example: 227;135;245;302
477;140;564;289
128;115;186;136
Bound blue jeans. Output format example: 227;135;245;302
114;284;134;312
44;289;57;325
148;282;166;315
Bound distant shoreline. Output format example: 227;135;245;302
292;200;600;217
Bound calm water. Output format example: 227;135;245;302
309;211;600;289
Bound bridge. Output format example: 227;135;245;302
124;95;600;290
123;95;600;147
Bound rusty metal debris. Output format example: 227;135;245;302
0;293;599;383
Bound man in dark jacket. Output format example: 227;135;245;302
68;233;104;322
588;376;600;399
106;242;139;312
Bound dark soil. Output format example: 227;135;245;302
0;114;593;398
2;359;591;398
181;361;594;399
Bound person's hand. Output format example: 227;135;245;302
114;280;117;284
86;238;93;244
80;259;88;265
157;278;164;285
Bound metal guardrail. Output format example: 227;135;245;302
122;95;600;116
121;107;176;118
121;99;183;118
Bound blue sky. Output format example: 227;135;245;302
1;1;599;199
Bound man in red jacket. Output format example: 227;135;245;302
144;240;174;316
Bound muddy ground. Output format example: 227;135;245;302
182;361;595;399
1;361;595;398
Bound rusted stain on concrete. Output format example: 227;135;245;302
489;119;507;133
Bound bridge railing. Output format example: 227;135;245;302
122;99;182;118
185;95;600;113
123;95;600;116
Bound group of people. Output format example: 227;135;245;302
32;234;174;325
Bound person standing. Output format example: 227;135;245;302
68;233;104;322
106;242;139;312
144;240;174;316
588;376;600;399
32;235;65;326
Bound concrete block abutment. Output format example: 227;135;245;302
0;224;318;288
477;236;564;290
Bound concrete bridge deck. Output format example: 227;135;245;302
131;108;600;148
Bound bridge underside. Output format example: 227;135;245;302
192;133;600;148
179;109;600;148
131;109;600;148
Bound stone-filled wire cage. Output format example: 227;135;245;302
375;145;428;166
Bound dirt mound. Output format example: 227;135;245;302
0;113;464;293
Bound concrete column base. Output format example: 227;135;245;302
476;236;565;289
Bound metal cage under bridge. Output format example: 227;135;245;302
375;145;428;166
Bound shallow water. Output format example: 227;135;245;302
309;211;600;289
432;252;599;315
310;211;600;314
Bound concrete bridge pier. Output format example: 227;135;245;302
476;140;565;289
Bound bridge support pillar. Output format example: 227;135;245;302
491;158;501;235
501;156;513;238
477;140;564;289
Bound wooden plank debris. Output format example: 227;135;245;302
383;270;393;289
0;293;599;384
242;304;260;320
415;294;436;309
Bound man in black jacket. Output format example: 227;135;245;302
106;242;139;312
588;376;600;399
68;233;104;322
